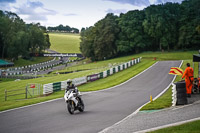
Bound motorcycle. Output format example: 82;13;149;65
64;88;84;114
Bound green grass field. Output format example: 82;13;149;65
135;51;196;60
149;120;200;133
54;51;196;74
49;33;81;53
0;51;198;111
0;59;154;111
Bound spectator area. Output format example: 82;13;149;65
0;59;14;67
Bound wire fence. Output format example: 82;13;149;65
5;83;41;101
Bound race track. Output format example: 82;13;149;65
0;61;181;133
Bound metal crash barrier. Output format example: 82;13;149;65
43;57;142;95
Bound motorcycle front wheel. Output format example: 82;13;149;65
67;100;75;114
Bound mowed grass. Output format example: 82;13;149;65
136;51;196;60
0;59;154;111
149;120;200;133
0;51;197;111
54;51;196;74
49;33;81;53
55;55;138;73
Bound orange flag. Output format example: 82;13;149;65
169;67;183;75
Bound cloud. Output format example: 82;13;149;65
103;0;150;6
106;8;127;14
0;0;16;3
27;14;48;21
63;13;78;16
155;0;183;4
150;0;183;4
14;0;57;21
27;1;44;8
0;0;16;11
103;0;183;6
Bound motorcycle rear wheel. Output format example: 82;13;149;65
78;98;84;112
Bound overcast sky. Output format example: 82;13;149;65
0;0;183;29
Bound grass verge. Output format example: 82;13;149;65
149;120;200;133
0;59;155;111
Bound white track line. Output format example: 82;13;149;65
136;117;200;133
0;61;158;114
153;60;183;101
99;60;183;133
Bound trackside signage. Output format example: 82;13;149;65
30;53;83;57
87;74;99;82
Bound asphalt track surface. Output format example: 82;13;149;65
102;95;200;133
0;61;181;133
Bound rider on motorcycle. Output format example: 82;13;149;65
66;79;79;95
64;79;84;114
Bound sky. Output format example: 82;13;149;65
0;0;183;30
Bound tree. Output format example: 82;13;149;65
47;25;79;33
80;27;96;61
117;10;149;54
0;10;51;60
29;24;48;53
80;0;200;61
93;13;119;60
80;13;119;61
178;0;200;49
81;27;86;33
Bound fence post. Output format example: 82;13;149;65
5;89;7;101
25;86;27;99
39;84;41;95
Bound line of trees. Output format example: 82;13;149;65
47;25;79;33
0;10;51;60
80;0;200;61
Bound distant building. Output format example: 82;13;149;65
0;59;14;67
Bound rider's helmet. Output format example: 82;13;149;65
67;79;72;87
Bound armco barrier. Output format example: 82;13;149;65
61;81;68;90
43;83;53;95
72;77;87;86
103;71;107;78
43;57;141;95
112;67;116;74
109;68;112;75
115;66;119;72
53;82;61;92
118;65;121;71
87;74;99;82
123;64;125;70
99;72;103;79
107;70;110;76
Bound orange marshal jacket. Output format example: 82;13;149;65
182;67;194;83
